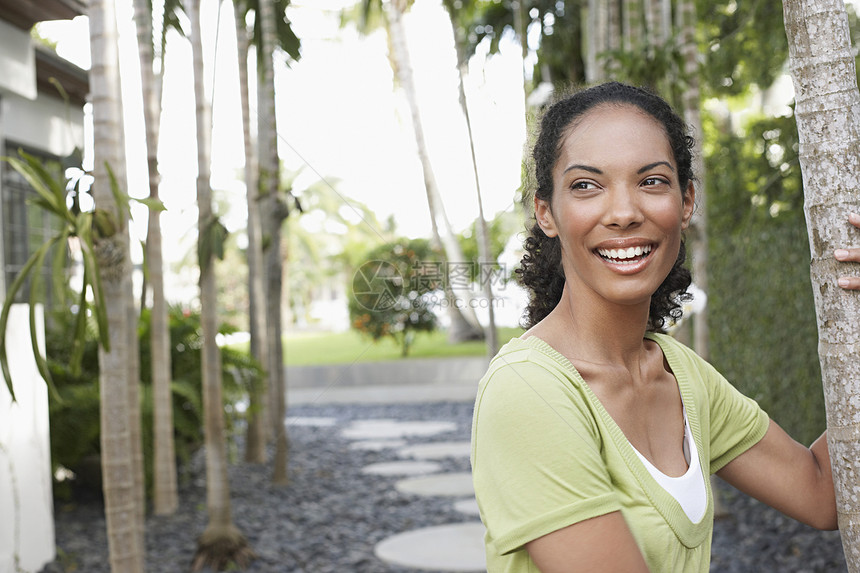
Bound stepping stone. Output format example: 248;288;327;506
340;419;456;440
453;498;480;516
398;441;471;460
374;522;486;572
361;460;443;476
348;439;408;451
285;416;338;427
395;472;474;497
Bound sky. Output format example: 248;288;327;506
38;0;529;269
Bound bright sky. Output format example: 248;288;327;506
39;0;528;267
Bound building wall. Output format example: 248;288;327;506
0;20;36;101
0;304;54;573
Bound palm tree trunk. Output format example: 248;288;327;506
133;0;179;515
586;0;608;83
677;0;708;362
234;0;270;465
186;0;254;568
88;0;144;570
386;0;484;342
257;0;290;486
622;0;642;52
783;0;860;567
447;7;498;357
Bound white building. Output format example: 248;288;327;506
0;2;87;572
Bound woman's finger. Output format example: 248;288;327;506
835;248;860;262
838;276;860;289
851;212;860;229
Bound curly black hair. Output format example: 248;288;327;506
517;82;695;332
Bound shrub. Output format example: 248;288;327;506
348;238;440;356
46;305;261;500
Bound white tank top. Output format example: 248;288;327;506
631;407;708;523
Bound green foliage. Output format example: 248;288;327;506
705;110;824;446
348;238;440;356
697;0;789;96
46;304;260;499
0;151;106;402
532;0;585;87
0;152;165;402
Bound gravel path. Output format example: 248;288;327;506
49;401;846;572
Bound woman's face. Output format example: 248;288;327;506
535;104;695;309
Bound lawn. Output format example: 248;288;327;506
282;327;524;366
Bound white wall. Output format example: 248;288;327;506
2;92;84;158
0;304;55;573
0;20;36;101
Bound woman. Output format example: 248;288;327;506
470;82;854;572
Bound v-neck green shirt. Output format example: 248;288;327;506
470;333;769;572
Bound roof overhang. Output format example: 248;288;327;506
35;45;89;107
0;0;87;31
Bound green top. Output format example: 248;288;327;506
470;333;770;573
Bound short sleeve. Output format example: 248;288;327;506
471;356;622;556
703;362;770;474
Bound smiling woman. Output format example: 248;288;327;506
469;82;856;573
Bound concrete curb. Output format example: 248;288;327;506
286;356;489;388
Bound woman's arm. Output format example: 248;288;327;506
526;511;651;573
717;213;860;531
716;420;836;530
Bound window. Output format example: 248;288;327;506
2;143;64;308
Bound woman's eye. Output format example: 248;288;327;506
642;177;669;187
571;181;597;191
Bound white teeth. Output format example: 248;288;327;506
598;244;653;261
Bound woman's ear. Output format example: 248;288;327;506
535;196;558;237
681;182;695;230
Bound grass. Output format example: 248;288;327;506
282;327;524;367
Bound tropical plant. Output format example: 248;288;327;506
45;305;256;502
0;151;106;402
349;238;441;356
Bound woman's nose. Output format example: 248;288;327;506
602;187;644;229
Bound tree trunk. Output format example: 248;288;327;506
133;0;178;515
447;8;498;357
677;0;708;362
186;0;254;568
234;0;269;466
88;0;145;570
386;0;484;342
622;0;642;52
783;0;860;568
586;0;608;83
257;0;290;485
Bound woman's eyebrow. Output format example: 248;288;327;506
637;161;675;174
562;164;603;175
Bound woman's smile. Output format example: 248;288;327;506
535;103;694;307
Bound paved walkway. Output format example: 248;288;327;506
287;357;488;572
286;355;488;406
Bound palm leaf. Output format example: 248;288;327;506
0;238;60;401
1;155;67;219
26;240;63;402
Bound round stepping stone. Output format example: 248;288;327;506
453;498;480;516
340;419;456;440
285;416;338;427
398;441;471;460
348;439;408;451
374;522;486;572
361;460;443;476
395;472;474;497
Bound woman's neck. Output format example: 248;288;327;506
536;284;653;370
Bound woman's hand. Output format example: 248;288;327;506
835;212;860;289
